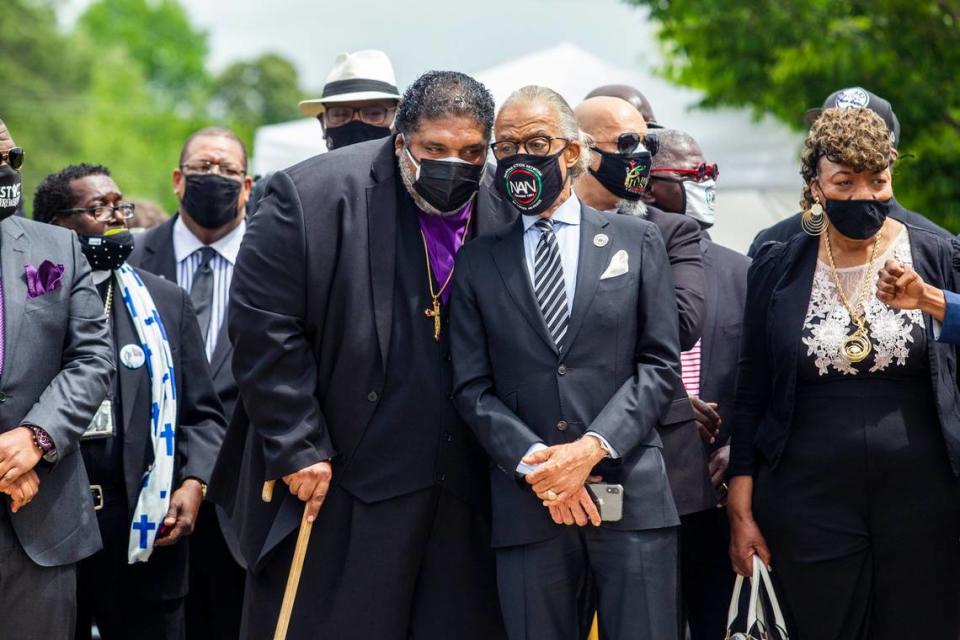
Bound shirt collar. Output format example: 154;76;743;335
92;270;111;284
522;193;582;232
173;215;247;265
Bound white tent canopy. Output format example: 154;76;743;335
252;43;804;253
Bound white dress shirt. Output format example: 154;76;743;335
172;216;246;359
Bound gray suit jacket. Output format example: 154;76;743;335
451;204;681;547
1;216;113;566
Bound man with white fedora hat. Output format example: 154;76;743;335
299;49;403;151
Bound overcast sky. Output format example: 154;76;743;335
63;0;659;91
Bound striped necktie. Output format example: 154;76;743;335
534;218;570;350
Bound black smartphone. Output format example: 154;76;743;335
585;483;624;522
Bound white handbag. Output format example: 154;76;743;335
725;555;790;640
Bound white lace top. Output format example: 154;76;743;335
801;228;925;376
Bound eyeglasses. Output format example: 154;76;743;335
490;136;570;160
180;160;246;180
0;147;24;170
650;162;719;182
58;203;136;222
323;105;396;127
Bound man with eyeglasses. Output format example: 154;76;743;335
211;70;510;640
0;120;113;638
642;129;750;640
33;163;225;640
129;126;251;640
450;86;681;640
299;49;402;151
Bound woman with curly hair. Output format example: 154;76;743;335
727;107;960;639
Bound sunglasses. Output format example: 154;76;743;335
0;147;24;170
650;162;719;182
592;132;660;156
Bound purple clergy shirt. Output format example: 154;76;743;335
416;199;473;305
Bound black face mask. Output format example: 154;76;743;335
79;229;135;271
588;148;652;201
404;147;483;214
326;121;391;150
181;174;242;230
825;198;891;240
495;151;566;217
0;164;22;222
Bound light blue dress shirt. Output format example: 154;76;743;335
514;194;618;475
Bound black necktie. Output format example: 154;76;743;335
533;218;569;350
190;247;216;346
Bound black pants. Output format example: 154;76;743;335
241;484;505;640
495;525;679;640
680;507;734;640
75;488;185;640
755;379;960;639
185;502;244;640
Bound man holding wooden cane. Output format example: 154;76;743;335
209;70;512;640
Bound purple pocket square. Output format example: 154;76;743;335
25;260;65;299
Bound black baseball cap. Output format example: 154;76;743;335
804;87;901;148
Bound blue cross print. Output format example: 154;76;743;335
160;423;175;456
132;514;156;549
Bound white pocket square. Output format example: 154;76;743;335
600;250;629;280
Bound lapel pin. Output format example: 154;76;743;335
120;344;146;369
593;233;609;247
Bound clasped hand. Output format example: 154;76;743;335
523;438;606;527
0;427;43;512
283;461;333;523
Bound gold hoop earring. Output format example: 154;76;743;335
801;201;827;236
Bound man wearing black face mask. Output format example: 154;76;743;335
211;70;511;640
451;86;682;640
0;121;113;639
129;126;250;640
298;49;402;152
34;163;225;640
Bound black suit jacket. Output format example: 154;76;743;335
747;197;950;258
209;137;516;569
698;237;751;448
635;206;713;514
731;226;960;477
110;267;226;599
451;204;682;547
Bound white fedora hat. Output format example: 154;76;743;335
298;50;402;117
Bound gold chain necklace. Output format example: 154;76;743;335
823;229;883;363
419;208;473;342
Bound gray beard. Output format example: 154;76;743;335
617;199;647;217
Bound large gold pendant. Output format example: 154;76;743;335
841;328;872;363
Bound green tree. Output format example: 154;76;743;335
626;0;960;229
77;0;209;107
208;53;306;144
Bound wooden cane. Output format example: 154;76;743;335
262;479;314;640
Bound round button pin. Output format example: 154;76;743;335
593;233;609;247
120;344;146;369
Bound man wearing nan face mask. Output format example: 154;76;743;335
211;70;511;639
129;126;252;640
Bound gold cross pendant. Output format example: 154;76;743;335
424;298;441;342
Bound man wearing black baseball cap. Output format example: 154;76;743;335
747;86;948;257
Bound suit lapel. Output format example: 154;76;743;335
492;219;557;354
475;183;516;237
699;239;719;379
115;285;150;508
1;217;29;381
366;142;399;373
140;216;178;282
208;319;231;376
561;207;612;357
